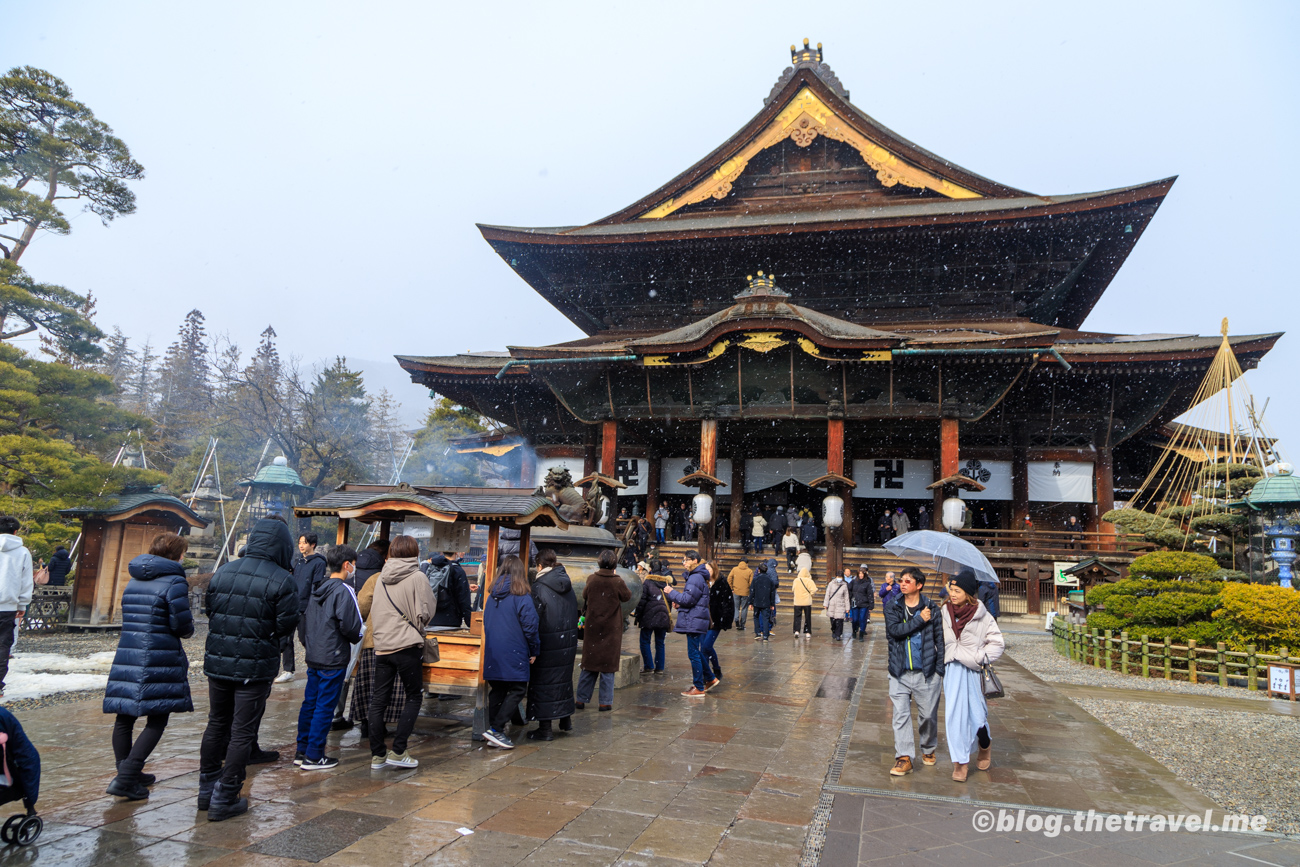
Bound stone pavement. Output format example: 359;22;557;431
4;620;1296;866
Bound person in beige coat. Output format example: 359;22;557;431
822;571;851;641
940;569;1004;782
366;536;436;770
728;560;753;629
791;568;817;639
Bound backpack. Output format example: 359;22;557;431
426;561;451;597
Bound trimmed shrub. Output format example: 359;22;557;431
1129;592;1220;627
1128;551;1220;580
1210;569;1251;584
1213;583;1300;651
1085;612;1126;633
1189;512;1247;537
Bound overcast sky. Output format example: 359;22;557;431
5;1;1297;445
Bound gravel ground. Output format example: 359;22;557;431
1003;630;1270;701
1074;698;1300;835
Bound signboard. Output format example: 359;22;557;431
660;458;733;495
1029;460;1094;503
403;518;434;539
598;457;648;496
851;458;935;499
959;460;1013;500
1053;561;1080;587
399;519;472;553
1268;664;1298;700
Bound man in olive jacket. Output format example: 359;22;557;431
198;517;300;821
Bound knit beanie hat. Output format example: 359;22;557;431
952;569;980;598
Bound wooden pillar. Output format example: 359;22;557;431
1096;447;1115;550
484;524;500;586
1012;427;1030;526
1027;559;1041;615
601;419;618;524
730;458;745;542
583;426;597;477
378;519;391;542
698;419;718;562
336;518;349;546
939;417;959;478
646;454;661;517
518;525;531;572
932;458;944;526
826;418;846;578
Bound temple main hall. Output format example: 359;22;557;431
397;41;1279;595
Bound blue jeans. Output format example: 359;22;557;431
656;528;665;543
734;595;749;628
701;629;722;680
685;633;705;690
296;667;347;760
639;627;666;671
754;607;773;638
849;607;870;633
753;538;765;554
577;670;614;706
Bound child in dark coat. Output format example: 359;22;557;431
295;545;363;770
633;563;672;673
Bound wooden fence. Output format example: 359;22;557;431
1051;619;1297;692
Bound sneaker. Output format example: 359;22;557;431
483;729;515;750
273;671;295;684
754;634;763;641
922;753;937;766
293;751;306;766
385;750;419;768
890;757;914;776
681;687;708;698
704;677;720;691
371;754;387;769
300;756;339;771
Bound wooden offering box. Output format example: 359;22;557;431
423;612;490;738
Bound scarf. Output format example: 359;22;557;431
946;600;978;641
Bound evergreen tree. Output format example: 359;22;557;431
156;309;211;440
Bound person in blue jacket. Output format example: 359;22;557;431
0;706;39;815
667;552;712;698
481;556;539;750
103;532;195;801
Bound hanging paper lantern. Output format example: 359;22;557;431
942;497;966;532
692;492;713;524
822;494;844;528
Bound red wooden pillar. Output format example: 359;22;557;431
336;518;349;546
1027;559;1041;615
826;418;846;578
1096;447;1115;550
698;419;718;562
939;417;959;478
601;420;618;523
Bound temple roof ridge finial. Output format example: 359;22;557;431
735;269;790;299
791;38;823;65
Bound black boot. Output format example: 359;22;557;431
248;745;280;764
558;716;572;732
117;759;156;786
106;759;150;801
197;770;221;811
526;720;554;742
206;779;249;822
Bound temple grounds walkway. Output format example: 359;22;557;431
7;623;1298;865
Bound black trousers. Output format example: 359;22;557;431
280;635;295;673
830;618;845;639
0;611;14;690
113;712;170;764
487;680;527;732
793;606;812;634
369;646;424;757
200;679;272;787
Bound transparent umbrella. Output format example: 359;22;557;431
883;530;999;584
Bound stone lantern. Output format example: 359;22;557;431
1243;463;1300;588
183;474;230;573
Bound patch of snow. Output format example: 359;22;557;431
0;651;118;702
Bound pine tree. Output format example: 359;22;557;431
96;326;137;396
157;309;211;436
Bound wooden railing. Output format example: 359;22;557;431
957;528;1151;554
1052;619;1295;692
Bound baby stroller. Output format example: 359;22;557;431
0;708;42;847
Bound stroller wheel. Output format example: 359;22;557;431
14;815;41;846
1;814;20;844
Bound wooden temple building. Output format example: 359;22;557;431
397;41;1281;589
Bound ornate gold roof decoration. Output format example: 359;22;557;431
737;331;788;353
791;38;822;64
640;87;981;219
734;270;789;299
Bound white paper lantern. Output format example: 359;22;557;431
942;497;966;532
822;495;844;528
692;492;713;524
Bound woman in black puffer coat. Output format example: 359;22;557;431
103;532;195;801
525;549;579;741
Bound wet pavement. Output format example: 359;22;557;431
4;621;1296;865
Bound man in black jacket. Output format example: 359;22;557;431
199;517;300;821
425;551;472;629
748;559;777;641
884;567;944;777
275;532;327;684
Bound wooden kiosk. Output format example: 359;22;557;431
294;483;567;738
60;492;207;629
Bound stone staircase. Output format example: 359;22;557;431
651;541;916;613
